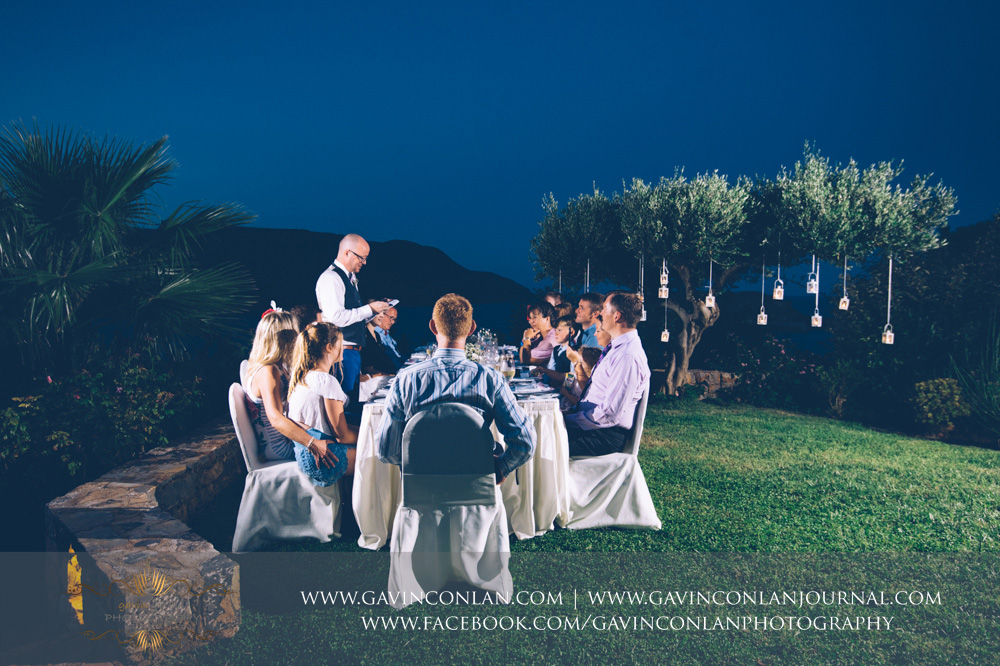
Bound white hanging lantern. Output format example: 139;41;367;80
757;257;767;325
838;255;849;311
704;259;715;308
658;286;669;299
662;279;669;342
807;254;819;294
773;248;784;300
882;255;894;345
638;254;646;321
659;260;669;286
811;309;823;328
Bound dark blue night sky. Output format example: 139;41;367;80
4;0;997;286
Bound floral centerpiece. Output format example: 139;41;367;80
465;342;483;361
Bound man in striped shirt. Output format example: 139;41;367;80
376;294;536;483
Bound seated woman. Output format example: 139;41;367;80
519;302;558;366
243;310;326;463
287;322;358;486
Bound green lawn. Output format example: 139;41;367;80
174;399;1000;665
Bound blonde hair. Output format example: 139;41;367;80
288;322;343;394
432;293;474;340
247;311;300;383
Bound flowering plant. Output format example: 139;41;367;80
465;342;483;361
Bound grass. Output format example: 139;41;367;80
173;399;1000;665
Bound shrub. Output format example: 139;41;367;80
911;378;970;436
699;333;822;411
816;360;864;418
0;354;205;487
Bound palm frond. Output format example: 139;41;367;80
132;262;256;358
142;202;255;268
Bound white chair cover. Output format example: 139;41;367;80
228;383;341;552
388;403;512;609
239;359;249;387
560;382;662;530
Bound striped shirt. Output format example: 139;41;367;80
376;347;536;478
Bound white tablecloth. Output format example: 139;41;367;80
352;397;570;549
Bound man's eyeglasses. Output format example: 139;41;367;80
348;249;368;264
381;314;397;322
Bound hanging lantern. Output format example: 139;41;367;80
773;279;784;300
661;329;670;342
807;254;819;294
638;254;646;321
882;255;894;345
658;286;669;299
757;256;768;325
660;260;669;286
811;309;823;328
704;259;715;308
838;256;849;311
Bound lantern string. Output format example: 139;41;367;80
760;256;766;308
777;248;782;281
814;259;820;312
558;270;562;293
708;258;714;295
842;255;848;297
585;259;590;293
886;255;893;326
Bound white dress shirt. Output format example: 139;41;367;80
315;259;374;346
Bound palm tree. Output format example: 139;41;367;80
0;121;256;377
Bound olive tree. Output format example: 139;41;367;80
531;148;956;394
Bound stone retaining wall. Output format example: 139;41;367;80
45;419;243;664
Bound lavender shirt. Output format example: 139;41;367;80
565;330;649;431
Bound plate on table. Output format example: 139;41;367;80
513;384;555;396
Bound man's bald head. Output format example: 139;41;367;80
337;233;370;273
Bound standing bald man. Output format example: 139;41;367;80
316;233;390;395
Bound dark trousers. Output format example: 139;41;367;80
566;424;629;457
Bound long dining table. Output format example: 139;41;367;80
352;394;571;550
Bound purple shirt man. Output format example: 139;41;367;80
564;329;648;432
564;292;649;457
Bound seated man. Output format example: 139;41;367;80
376;294;536;484
564;292;649;457
574;292;604;349
362;305;404;376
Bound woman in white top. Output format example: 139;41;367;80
242;310;340;471
287;322;358;486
